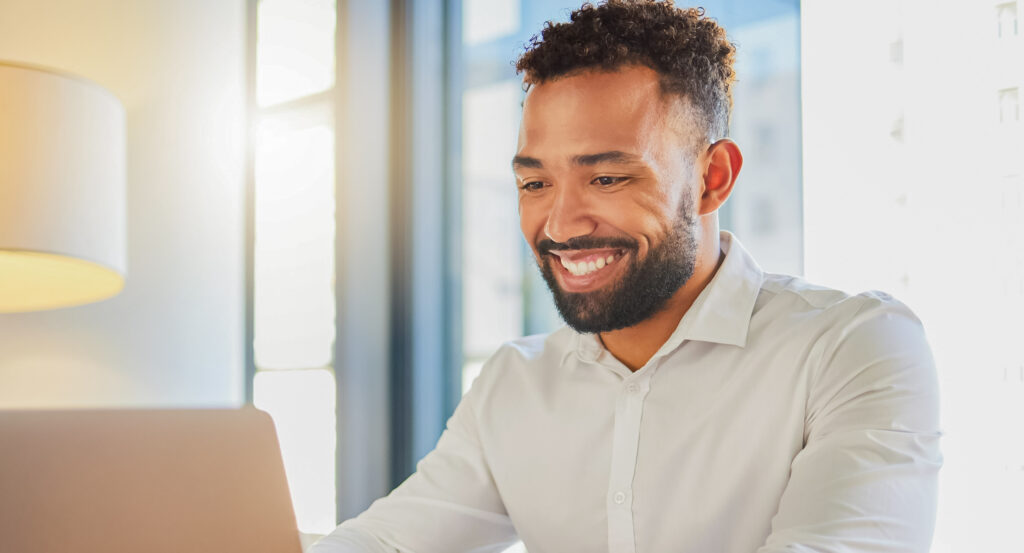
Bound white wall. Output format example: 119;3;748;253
0;0;246;407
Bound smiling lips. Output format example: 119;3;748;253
550;249;623;277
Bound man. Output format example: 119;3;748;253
311;1;942;552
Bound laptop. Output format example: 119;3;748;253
0;407;304;553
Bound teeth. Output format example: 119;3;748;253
560;252;617;277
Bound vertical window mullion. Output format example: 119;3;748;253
332;0;394;520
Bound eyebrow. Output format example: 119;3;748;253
511;150;642;170
511;155;543;169
572;150;642;166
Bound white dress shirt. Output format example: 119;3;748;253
310;232;942;553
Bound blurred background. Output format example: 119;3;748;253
0;0;1020;551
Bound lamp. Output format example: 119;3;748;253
0;61;126;313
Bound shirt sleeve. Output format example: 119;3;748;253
756;294;943;553
308;363;519;553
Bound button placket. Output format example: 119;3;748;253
605;374;652;553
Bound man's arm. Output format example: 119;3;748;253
309;362;518;553
757;296;943;552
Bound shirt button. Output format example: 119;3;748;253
626;383;640;393
613;491;626;504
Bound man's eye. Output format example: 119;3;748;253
519;181;545;191
593;176;624;186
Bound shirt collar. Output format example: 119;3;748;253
574;231;764;364
665;231;763;349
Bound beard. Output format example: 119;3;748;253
535;198;699;334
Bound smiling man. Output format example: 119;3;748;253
311;2;942;552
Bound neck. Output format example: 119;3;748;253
599;232;724;372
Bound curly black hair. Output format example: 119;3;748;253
515;0;736;143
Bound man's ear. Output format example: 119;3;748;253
699;139;743;216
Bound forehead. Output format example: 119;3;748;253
517;66;687;159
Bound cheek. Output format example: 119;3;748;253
633;185;687;228
627;212;678;261
518;200;546;250
600;195;666;244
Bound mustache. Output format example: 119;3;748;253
537;236;638;255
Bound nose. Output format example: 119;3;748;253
543;185;597;243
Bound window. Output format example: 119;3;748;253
247;0;449;538
1000;87;1020;124
998;2;1018;38
890;38;904;64
891;115;905;142
249;0;338;537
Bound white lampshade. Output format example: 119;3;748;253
0;61;126;313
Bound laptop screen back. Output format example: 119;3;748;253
0;408;303;553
